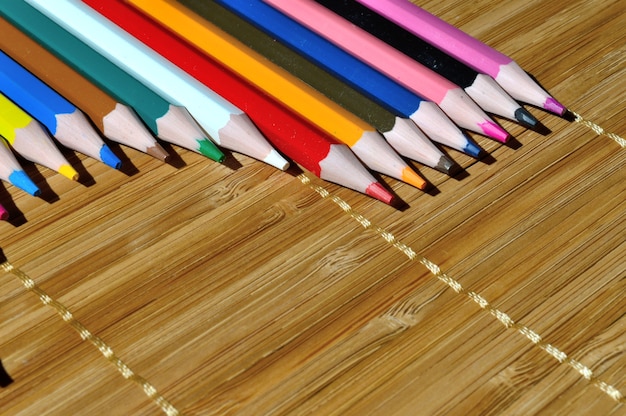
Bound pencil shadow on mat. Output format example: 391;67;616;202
0;359;13;388
562;111;577;123
219;148;244;171
157;141;186;169
0;186;26;227
107;142;139;177
19;159;59;204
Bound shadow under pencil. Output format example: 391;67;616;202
0;359;13;388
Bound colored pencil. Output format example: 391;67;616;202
0;51;121;170
84;0;394;204
263;0;509;142
210;0;481;158
25;0;289;171
354;0;567;115
0;203;8;220
0;1;224;163
128;0;427;190
0;92;79;181
0;139;40;196
0;17;169;162
181;0;456;174
315;0;539;129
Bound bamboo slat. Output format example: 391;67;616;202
0;0;624;415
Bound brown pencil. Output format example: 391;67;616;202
0;16;169;162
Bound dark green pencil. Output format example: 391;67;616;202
182;0;456;174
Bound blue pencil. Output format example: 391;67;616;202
0;139;40;196
214;0;481;157
0;50;121;169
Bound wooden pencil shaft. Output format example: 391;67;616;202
0;47;120;169
0;51;76;134
0;92;78;180
353;0;566;114
0;17;169;161
0;1;225;162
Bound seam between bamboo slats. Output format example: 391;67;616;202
570;111;625;147
0;261;181;416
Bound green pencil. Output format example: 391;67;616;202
0;1;224;162
181;0;455;174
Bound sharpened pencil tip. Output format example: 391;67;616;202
365;182;394;205
9;170;40;196
100;145;122;169
543;97;567;116
479;121;509;142
146;144;170;162
435;155;460;176
464;139;483;158
264;149;290;171
514;107;539;129
197;139;225;162
401;167;427;190
59;164;79;181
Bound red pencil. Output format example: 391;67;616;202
85;0;394;204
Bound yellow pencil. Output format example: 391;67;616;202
126;0;426;189
0;92;78;180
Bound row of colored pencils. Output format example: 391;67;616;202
0;0;566;218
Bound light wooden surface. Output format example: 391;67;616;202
0;0;624;414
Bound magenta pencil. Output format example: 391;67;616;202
0;203;8;220
263;0;509;142
354;0;566;115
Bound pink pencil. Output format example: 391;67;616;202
354;0;566;115
0;203;8;220
263;0;508;142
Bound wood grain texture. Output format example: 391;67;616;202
0;0;624;414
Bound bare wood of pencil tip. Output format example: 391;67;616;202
0;16;169;162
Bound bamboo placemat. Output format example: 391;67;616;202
0;0;624;414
